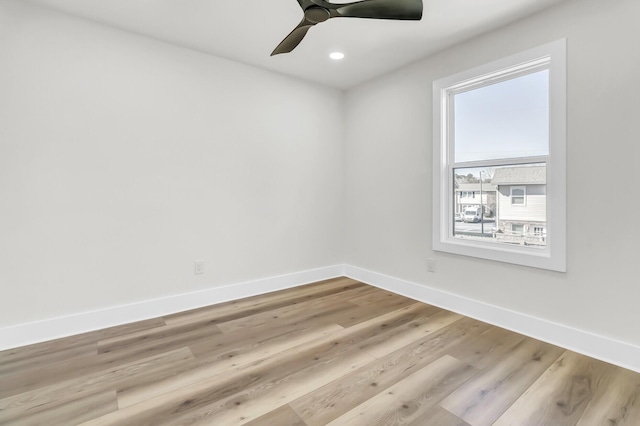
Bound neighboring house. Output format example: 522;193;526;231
491;165;546;246
455;182;496;218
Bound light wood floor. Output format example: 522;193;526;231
2;278;640;425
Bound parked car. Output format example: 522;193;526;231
463;207;482;223
454;213;463;222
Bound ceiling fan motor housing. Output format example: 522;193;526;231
305;6;330;23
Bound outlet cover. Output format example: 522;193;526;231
426;258;435;273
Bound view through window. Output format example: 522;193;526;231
453;164;546;247
451;70;548;248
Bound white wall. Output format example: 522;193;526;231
0;0;344;327
344;0;640;346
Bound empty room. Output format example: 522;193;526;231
1;0;640;424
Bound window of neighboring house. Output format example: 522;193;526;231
433;39;566;272
511;186;526;205
533;226;545;236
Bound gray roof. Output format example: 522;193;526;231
455;183;496;192
491;165;546;185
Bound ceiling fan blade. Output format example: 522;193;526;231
271;19;316;56
330;0;422;20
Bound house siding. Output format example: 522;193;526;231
497;185;546;222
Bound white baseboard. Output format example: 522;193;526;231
344;264;640;374
5;263;639;375
0;265;344;351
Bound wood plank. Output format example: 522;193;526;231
0;325;218;399
164;277;364;326
440;337;565;426
0;347;194;420
0;317;166;371
577;364;640;425
96;302;441;424
163;347;375;425
243;404;307;426
348;288;415;307
290;317;489;425
408;406;470;426
1;351;108;399
325;355;477;425
96;322;221;358
117;323;343;408
96;320;222;353
188;319;343;358
494;350;622;425
215;285;378;334
333;297;442;329
216;299;359;335
447;325;525;370
81;342;376;425
0;342;97;377
362;310;464;359
290;302;443;361
0;389;118;426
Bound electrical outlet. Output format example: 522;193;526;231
194;261;204;275
426;258;435;273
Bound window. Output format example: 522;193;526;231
510;186;526;205
432;39;566;272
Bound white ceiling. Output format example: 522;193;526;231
26;0;568;89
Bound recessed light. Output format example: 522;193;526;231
329;52;345;60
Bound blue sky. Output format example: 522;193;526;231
454;69;549;163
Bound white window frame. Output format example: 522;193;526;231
432;39;566;272
510;186;526;206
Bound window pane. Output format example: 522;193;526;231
453;164;546;247
453;70;549;162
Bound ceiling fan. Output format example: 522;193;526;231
271;0;423;56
